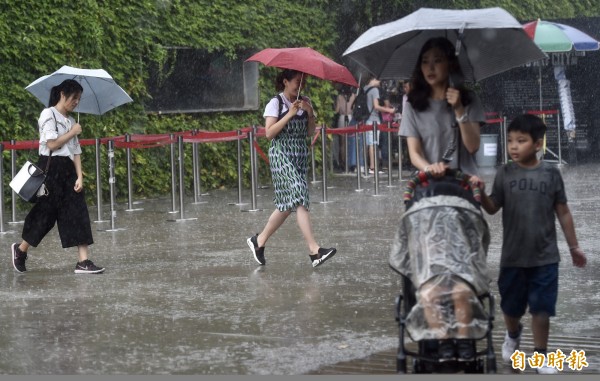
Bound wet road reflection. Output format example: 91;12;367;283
0;163;597;374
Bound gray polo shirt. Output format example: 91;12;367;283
489;161;567;268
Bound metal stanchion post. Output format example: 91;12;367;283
372;122;381;196
229;130;248;206
9;139;22;224
191;131;208;205
310;145;318;183
344;117;349;174
253;125;268;190
243;127;261;212
355;124;363;192
192;131;199;204
168;136;197;222
168;134;178;214
125;134;143;212
362;129;369;177
94;138;107;222
329;125;334;174
102;140;125;232
320;124;333;204
386;123;395;188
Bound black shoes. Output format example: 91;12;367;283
438;339;455;361
309;247;337;268
247;234;265;265
456;339;475;360
247;236;336;268
12;243;104;274
438;339;475;361
74;259;105;274
11;243;27;273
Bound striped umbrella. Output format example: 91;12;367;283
523;19;599;52
523;19;599;131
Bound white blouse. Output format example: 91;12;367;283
38;107;82;160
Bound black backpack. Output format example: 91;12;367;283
352;87;376;122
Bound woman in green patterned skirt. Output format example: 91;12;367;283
247;69;336;268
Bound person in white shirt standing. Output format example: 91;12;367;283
11;79;104;274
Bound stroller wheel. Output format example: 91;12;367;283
486;357;497;373
397;358;407;373
412;358;426;374
463;359;483;373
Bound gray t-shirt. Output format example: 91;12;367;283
489;161;567;268
399;94;485;175
365;86;381;123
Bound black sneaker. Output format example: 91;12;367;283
310;247;337;268
74;259;105;274
11;243;27;273
247;234;265;265
456;339;475;361
438;339;456;361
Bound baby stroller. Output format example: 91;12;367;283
389;169;496;373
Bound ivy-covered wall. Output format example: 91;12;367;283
0;0;337;202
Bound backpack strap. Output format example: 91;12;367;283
276;94;284;121
44;110;59;172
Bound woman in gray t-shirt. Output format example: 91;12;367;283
400;37;484;176
398;37;486;361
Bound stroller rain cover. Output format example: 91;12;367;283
390;194;491;341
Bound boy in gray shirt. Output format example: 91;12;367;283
476;114;587;374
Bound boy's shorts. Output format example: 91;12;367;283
498;263;558;318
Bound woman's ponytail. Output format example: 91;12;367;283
48;86;61;107
47;79;84;107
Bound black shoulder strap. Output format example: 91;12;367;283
276;94;284;121
43;110;59;172
49;110;59;134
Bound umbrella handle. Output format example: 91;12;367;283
455;23;466;56
296;73;304;101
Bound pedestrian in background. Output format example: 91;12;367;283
247;69;336;268
11;79;105;274
363;75;396;174
333;85;356;171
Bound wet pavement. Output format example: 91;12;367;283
0;162;598;375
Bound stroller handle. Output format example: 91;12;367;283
403;168;481;204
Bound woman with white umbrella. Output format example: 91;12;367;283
11;79;104;274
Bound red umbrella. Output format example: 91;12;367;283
246;47;359;88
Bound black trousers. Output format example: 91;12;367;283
22;156;94;248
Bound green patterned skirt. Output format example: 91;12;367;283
268;118;309;211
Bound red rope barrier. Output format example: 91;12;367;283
183;130;242;143
1;116;511;152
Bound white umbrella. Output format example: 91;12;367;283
342;7;547;82
25;65;133;115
